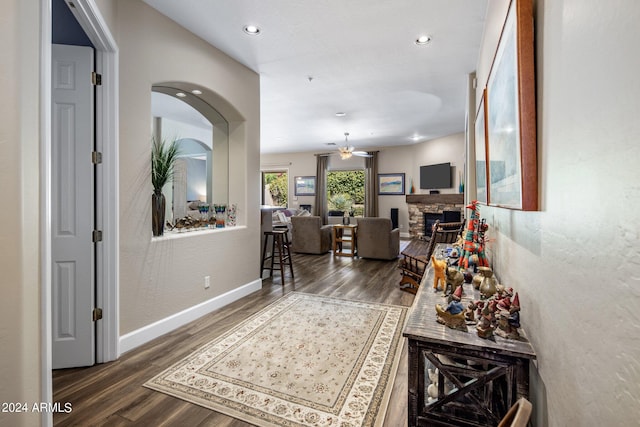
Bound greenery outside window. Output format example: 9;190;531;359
262;171;288;207
327;170;365;216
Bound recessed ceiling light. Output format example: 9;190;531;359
243;25;261;35
191;89;202;95
410;135;422;141
176;92;187;98
335;112;346;117
415;35;432;45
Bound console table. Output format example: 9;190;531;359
403;245;536;426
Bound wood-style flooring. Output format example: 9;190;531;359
53;240;421;426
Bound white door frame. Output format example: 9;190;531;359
41;0;119;424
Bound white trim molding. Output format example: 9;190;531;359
119;280;263;355
42;0;119;425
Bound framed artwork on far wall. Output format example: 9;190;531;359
378;173;405;195
485;0;537;211
294;176;316;196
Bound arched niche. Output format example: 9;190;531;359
151;84;229;224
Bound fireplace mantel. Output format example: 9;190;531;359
405;194;464;205
405;193;465;239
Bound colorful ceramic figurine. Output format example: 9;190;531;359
458;200;489;270
495;293;521;340
435;285;467;331
476;299;497;338
431;256;447;291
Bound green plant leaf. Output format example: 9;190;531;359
151;137;181;192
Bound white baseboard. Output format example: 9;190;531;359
400;231;411;239
118;279;262;355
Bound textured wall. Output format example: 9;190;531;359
0;1;45;425
476;1;640;425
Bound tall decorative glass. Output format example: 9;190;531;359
214;204;226;228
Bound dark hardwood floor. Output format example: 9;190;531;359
53;240;419;426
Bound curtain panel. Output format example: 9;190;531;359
314;154;330;223
364;151;379;217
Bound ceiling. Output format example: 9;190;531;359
142;0;488;154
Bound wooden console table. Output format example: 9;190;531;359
403;244;536;427
332;224;357;257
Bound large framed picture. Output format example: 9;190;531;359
485;0;537;210
475;89;489;205
378;173;405;195
294;176;316;196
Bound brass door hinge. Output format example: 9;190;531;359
92;307;103;322
92;151;102;164
91;72;102;86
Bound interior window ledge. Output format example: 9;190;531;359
151;225;247;241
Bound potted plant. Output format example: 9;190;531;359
151;137;180;236
328;193;353;217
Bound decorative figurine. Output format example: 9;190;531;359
435;285;467;332
476;299;497;338
444;267;464;296
431;256;447;291
477;266;498;299
464;299;480;322
458;200;489;270
495;293;521;340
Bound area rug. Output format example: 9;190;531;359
144;292;407;426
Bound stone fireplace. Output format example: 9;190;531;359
406;194;465;239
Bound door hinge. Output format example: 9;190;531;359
92;230;103;242
92;151;102;164
93;307;103;322
91;72;102;86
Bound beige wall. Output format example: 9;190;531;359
261;134;464;234
116;0;260;335
476;0;640;425
1;1;260;424
0;1;43;425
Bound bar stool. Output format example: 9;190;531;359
261;229;294;284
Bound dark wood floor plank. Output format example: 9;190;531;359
54;241;414;426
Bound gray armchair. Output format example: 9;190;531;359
290;216;333;254
356;217;400;260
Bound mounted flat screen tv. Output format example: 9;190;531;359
420;162;452;189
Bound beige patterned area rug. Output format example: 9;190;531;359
144;292;407;426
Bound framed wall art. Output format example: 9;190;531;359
294;176;316;196
475;89;489;204
485;0;537;210
378;173;405;195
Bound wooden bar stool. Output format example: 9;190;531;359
260;229;294;284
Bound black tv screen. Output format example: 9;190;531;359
420;162;452;189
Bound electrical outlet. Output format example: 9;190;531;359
204;276;210;289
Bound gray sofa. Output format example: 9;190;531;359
290;216;333;254
356;217;400;260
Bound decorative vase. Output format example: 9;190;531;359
342;215;350;225
227;203;237;226
152;191;166;236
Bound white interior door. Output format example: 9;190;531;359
51;43;95;369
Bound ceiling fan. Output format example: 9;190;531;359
338;132;372;159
